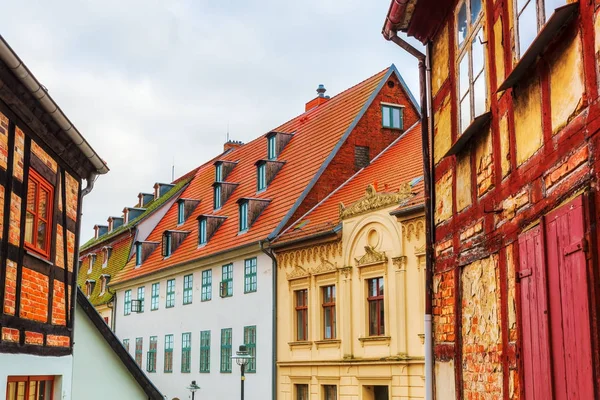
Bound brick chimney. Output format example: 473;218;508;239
305;84;330;112
224;140;244;152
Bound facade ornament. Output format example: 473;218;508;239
355;245;388;267
312;257;338;276
414;244;426;256
339;266;353;278
339;183;414;220
392;256;408;270
402;218;425;241
278;241;342;269
286;265;310;281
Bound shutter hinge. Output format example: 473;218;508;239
564;239;587;256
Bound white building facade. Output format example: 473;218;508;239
113;248;274;400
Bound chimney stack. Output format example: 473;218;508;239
305;84;330;112
224;140;244;153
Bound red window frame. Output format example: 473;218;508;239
6;375;54;400
24;169;54;259
367;277;385;336
322;285;336;339
295;289;308;341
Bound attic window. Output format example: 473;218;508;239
100;275;110;295
216;164;223;182
178;201;185;224
257;163;266;192
162;230;190;258
214;185;222;210
214;160;237;182
102;247;112;268
88;254;97;274
177;199;200;225
199;218;207;245
213;182;239;211
135;241;160;267
267;135;277;160
163;232;172;257
265;132;293;161
237;198;271;233
197;215;227;246
135;243;142;266
239;201;249;232
381;104;404;130
85;280;95;297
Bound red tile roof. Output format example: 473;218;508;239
112;66;411;284
275;121;423;244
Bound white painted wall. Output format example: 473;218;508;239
115;250;273;400
0;353;72;400
73;304;149;400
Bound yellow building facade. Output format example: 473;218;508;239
275;185;426;400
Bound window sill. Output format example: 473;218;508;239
382;126;404;131
358;336;391;346
25;249;52;265
497;3;579;92
314;339;341;348
443;112;492;158
288;341;313;349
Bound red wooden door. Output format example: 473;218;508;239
518;224;553;400
544;196;594;400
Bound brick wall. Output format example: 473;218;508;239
20;268;49;323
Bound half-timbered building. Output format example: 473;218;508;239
383;0;600;399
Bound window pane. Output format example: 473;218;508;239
38;188;48;219
517;0;531;13
27;181;37;211
470;0;482;22
518;2;537;57
544;0;564;22
378;278;384;295
460;95;472;133
459;55;470;98
382;106;391;127
472;30;485;76
473;73;486;117
25;212;34;245
369;301;378;335
391;108;401;129
457;2;468;46
36;221;47;250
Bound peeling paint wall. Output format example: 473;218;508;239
434;94;452;164
514;76;542;166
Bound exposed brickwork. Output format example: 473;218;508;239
433;270;455;342
0;184;4;240
461;255;502;399
435;169;453;224
65;172;79;222
24;331;44;345
0;112;8;170
8;192;21;245
12;127;24;181
46;334;70;347
52;280;66;326
287;73;420;225
1;327;19;342
20;268;49;323
31;140;58;173
67;230;75;272
3;259;17;315
475;128;494;197
55;223;65;268
543;145;589;190
460;220;484;243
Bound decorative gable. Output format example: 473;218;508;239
339;183;414;220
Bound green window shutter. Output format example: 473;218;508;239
181;332;191;373
220;328;232;373
166;279;175;308
183;274;193;305
244;258;257;293
201;269;212;301
200;330;211;373
244;326;257;373
164;334;174;373
151;283;160;310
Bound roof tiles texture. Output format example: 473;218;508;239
276;121;424;244
111;66;419;285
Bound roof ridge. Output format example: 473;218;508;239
276;121;421;240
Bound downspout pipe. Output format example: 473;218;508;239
385;32;435;400
260;240;278;400
382;0;410;40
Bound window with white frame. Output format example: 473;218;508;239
381;104;404;129
456;0;487;133
515;0;565;58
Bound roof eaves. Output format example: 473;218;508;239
268;66;396;241
75;289;164;399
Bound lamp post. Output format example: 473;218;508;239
231;344;253;400
186;380;200;400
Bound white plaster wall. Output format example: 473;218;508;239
115;250;273;400
0;353;73;400
73;305;149;400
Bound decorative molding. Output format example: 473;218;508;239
312;257;338;276
414;244;426;256
286;265;310;281
402;217;425;241
339;183;413;219
360;264;387;276
392;256;407;271
355;245;388;267
339;266;353;278
277;241;342;269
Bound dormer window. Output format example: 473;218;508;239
162;230;190;258
381;103;404;130
215;164;223;182
214;185;222;210
199;218;207;245
239;201;249;232
267;135;277;160
102;247;112;268
213;160;237;182
85;280;95;297
135;243;142;266
257;163;266;192
100;275;110;295
178;201;185;224
163;232;172;257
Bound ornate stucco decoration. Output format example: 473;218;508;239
286;265;310;281
402;218;425;241
392;256;408;271
339;183;414;220
277;241;342;269
312;257;338;276
355;245;388;267
338;266;353;278
414;244;426;256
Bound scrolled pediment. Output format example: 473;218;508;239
355;245;388;267
339;183;413;220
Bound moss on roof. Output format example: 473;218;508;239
77;236;134;306
80;178;191;251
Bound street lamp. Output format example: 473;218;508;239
231;344;253;400
186;380;200;400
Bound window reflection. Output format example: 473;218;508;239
457;2;468;46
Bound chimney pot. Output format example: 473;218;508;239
305;84;330;112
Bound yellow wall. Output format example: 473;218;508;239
276;199;425;399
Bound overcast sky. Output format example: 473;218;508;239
2;0;422;243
